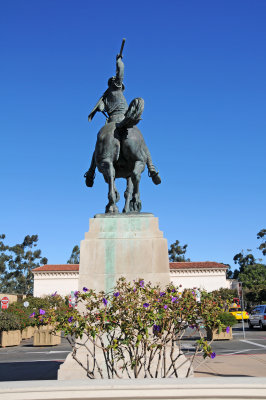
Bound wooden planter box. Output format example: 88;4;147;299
33;325;61;346
22;326;36;339
207;327;232;341
0;330;22;347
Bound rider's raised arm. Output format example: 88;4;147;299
115;56;124;87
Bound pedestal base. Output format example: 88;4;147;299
78;213;170;292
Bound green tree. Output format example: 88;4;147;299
239;264;266;302
257;229;266;256
0;234;47;295
0;235;10;276
67;245;80;264
0;234;13;292
168;240;190;262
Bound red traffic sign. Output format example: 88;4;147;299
1;296;9;309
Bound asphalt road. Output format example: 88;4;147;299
0;323;266;381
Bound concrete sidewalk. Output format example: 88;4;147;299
193;353;266;378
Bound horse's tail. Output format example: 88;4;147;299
146;149;161;185
84;151;96;187
116;98;144;130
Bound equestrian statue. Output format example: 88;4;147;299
84;39;161;214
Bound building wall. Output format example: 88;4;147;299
33;269;229;297
170;269;230;292
33;272;79;297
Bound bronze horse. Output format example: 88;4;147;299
84;122;161;213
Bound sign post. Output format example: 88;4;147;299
1;296;9;310
238;282;245;339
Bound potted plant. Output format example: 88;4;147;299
0;312;22;347
31;308;61;346
7;302;36;339
206;312;237;340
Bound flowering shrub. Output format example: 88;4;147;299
43;278;227;379
6;294;68;329
6;303;32;329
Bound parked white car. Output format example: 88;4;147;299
248;305;266;330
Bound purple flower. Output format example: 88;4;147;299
133;287;136;292
171;289;176;293
160;292;166;297
192;291;195;295
153;324;161;334
171;296;178;303
226;326;230;333
164;305;168;309
143;303;149;308
39;309;46;315
29;312;35;318
74;291;79;298
83;287;88;292
211;352;216;359
51;291;57;297
113;292;120;297
139;280;144;287
102;298;108;306
68;316;73;323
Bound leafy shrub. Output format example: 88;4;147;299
218;312;237;327
25;297;51;310
0;311;21;331
6;303;31;329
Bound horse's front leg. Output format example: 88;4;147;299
130;161;145;212
123;177;133;213
101;160;119;214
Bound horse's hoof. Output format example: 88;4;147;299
106;204;119;214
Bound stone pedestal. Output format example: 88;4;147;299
79;213;170;292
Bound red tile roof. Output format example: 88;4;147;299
33;264;79;272
33;262;227;272
169;262;227;270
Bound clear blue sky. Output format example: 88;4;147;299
1;1;265;270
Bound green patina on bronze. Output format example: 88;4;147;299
104;218;117;292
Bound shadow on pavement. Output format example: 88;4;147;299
0;361;63;381
194;371;253;378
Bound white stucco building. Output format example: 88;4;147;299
33;261;230;297
169;262;230;291
33;264;79;297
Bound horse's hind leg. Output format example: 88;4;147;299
130;161;145;212
100;160;119;213
123;177;133;213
